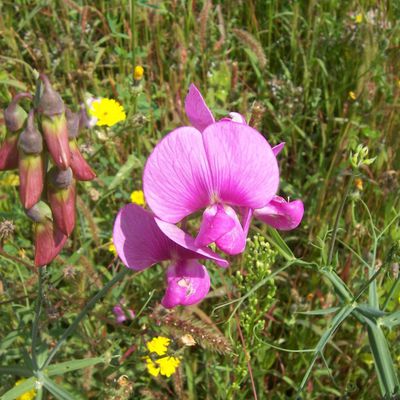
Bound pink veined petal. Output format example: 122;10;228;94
185;84;215;132
202;121;279;209
195;204;236;248
143;127;212;223
215;205;247;255
155;217;229;268
113;204;173;270
272;142;285;156
241;207;254;238
254;195;304;231
161;260;211;308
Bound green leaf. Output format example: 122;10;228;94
380;311;400;329
108;154;142;191
356;304;387;319
0;365;32;377
266;228;295;261
46;357;105;376
1;377;36;400
42;376;75;400
295;307;340;316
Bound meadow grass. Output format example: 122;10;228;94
0;1;399;399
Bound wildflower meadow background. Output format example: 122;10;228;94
0;1;399;399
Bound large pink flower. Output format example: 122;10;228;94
183;83;304;232
143;121;280;255
113;204;228;308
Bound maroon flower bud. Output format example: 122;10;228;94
18;110;44;209
38;74;70;169
26;201;67;267
47;167;76;235
66;109;96;181
0;93;32;170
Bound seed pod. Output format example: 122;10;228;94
0;93;32;170
47;166;76;235
26;201;67;267
38;74;70;169
18;110;44;209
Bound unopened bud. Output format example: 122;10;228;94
37;74;64;116
18;110;43;154
69;139;96;181
4;93;32;132
26;201;53;223
47;167;76;235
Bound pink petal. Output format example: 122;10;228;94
143;127;212;223
194;204;236;247
113;204;228;270
202;121;279;208
113;204;174;270
241;207;253;238
272;142;285;156
214;205;247;255
184;84;215;132
161;260;210;308
155;218;229;268
254;195;304;230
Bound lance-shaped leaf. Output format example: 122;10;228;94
47;167;76;235
26;201;67;267
0;92;32;170
66;108;96;181
38;74;70;169
18;110;44;209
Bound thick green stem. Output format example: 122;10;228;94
31;267;44;370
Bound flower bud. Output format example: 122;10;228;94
18;111;44;209
66;109;96;181
47;167;76;235
38;74;70;169
0;93;32;170
26;201;67;267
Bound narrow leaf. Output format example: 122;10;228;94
42;376;75;400
46;357;105;376
1;377;36;400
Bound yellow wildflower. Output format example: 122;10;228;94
130;190;145;206
145;356;181;378
89;98;126;127
15;379;36;400
349;91;357;101
2;174;20;186
146;336;170;356
108;240;117;256
134;65;144;81
355;14;363;24
157;356;181;377
355;178;363;191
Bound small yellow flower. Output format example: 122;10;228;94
157;356;181;377
355;14;363;24
89;98;126;127
146;336;170;356
108;240;117;256
355;178;363;191
349;91;357;101
15;379;36;400
2;174;20;186
397;79;400;88
145;356;160;377
134;65;144;81
130;190;145;206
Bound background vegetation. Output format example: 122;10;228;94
0;0;399;398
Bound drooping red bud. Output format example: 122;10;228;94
0;93;33;170
18;111;44;209
38;74;70;169
26;201;67;267
47;167;76;235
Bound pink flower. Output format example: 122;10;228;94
113;204;228;308
183;83;304;232
113;301;135;324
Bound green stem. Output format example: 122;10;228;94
41;269;128;369
31;267;44;370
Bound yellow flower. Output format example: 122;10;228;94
355;14;363;24
130;190;145;206
157;356;181;377
89;98;126;127
134;65;144;81
108;240;117;256
146;336;170;356
145;356;181;378
355;178;363;191
15;379;36;400
349;91;357;100
2;174;20;186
